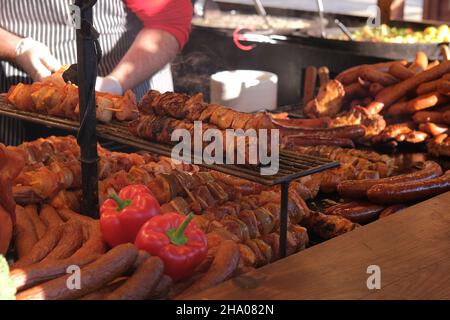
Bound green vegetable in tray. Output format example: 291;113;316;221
337;24;450;43
0;255;15;300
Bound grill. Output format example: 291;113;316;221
0;95;340;257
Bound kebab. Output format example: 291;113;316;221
6;82;138;122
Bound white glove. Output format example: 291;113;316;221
15;37;62;82
95;75;123;96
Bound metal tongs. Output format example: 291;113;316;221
316;0;326;38
252;0;272;30
335;18;354;41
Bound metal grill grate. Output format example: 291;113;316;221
0;95;340;257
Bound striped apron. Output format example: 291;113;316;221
0;0;173;145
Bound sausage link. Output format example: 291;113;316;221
344;82;370;99
13;224;64;268
437;79;450;96
42;219;84;260
0;205;13;255
337;161;442;199
40;205;64;228
388;62;415;80
360;67;399;86
367;171;450;205
318;66;330;86
24;205;46;240
272;117;330;128
177;240;240;298
16;243;138;300
328;201;385;224
369;83;385;97
104;257;164;300
15;205;38;259
78;277;128;300
412;111;444;124
367;61;450;114
280;125;365;140
11;253;99;291
378;204;407;219
283;135;355;148
408;52;428;73
416;79;442;96
303;66;317;105
147;275;173;300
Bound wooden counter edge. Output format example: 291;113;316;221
181;191;450;300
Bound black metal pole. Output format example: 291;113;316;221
279;181;289;259
75;0;99;218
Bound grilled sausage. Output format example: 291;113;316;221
177;240;240;298
14;205;38;259
0;205;13;255
16;243;138;300
24;205;46;240
378;204;407;219
11;253;100;291
271;117;331;128
369;83;385;97
78;277;128;300
13;224;64;268
408;51;428;73
283;135;355;148
303;66;317;105
42;219;83;260
403;92;450;114
416;79;442;96
327;201;385;224
412;111;444;124
360;67;399;86
104;257;164;300
367;170;450;205
388;62;415;80
280;125;365;140
40;205;64;227
337;161;443;199
147;275;173;300
336;61;406;85
318;66;330;85
367;61;450;114
437;79;450;96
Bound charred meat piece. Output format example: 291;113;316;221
304;80;345;118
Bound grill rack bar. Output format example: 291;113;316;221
0;98;340;258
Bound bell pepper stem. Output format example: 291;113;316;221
109;194;132;211
167;213;194;246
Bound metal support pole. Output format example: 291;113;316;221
279;181;290;259
75;0;99;218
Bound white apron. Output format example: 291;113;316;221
0;0;173;145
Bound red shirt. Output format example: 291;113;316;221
125;0;193;49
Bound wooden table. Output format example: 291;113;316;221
185;191;450;300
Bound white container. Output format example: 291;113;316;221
210;70;278;113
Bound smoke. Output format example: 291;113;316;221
172;50;224;102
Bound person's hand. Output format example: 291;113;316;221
14;37;61;82
95;75;124;96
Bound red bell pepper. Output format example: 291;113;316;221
135;212;207;282
100;184;161;247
